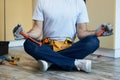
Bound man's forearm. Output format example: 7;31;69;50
77;30;96;40
27;28;42;39
27;20;43;39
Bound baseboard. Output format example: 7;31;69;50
93;48;120;58
9;40;25;47
115;49;120;58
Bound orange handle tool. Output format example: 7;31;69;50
96;28;106;37
20;31;42;46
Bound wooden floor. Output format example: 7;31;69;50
0;47;120;80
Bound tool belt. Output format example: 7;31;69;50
42;38;73;52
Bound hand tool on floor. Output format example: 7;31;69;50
9;55;20;65
0;55;20;65
0;56;6;64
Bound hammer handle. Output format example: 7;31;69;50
20;31;42;46
96;28;106;37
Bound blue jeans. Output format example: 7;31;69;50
24;35;99;71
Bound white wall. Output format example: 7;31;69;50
115;0;120;49
114;0;120;58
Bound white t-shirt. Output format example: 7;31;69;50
32;0;89;41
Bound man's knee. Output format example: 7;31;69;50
23;39;36;54
85;36;100;53
24;39;31;50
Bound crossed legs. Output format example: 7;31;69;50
24;35;99;71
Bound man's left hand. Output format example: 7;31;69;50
95;23;113;37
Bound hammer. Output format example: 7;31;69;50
20;31;42;46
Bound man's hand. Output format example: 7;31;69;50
95;23;113;37
13;24;27;40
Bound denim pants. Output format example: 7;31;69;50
24;35;99;71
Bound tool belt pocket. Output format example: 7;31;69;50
52;41;72;52
42;38;73;52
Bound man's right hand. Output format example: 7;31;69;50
13;24;26;40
